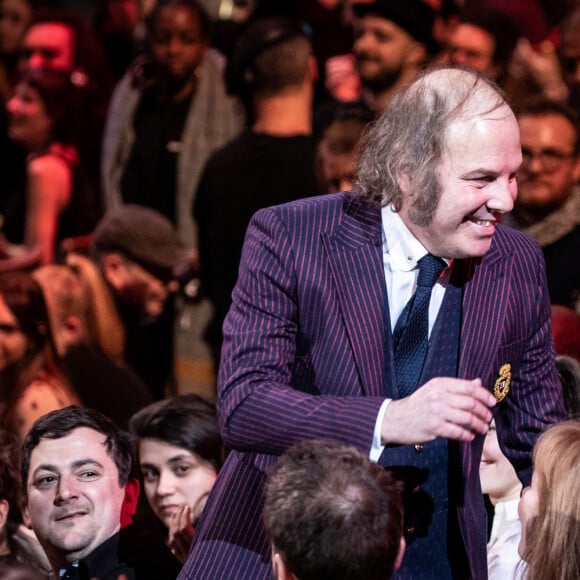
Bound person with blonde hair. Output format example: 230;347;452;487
518;420;580;580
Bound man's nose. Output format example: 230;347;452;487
55;476;80;503
167;37;182;55
450;48;467;66
353;32;372;54
488;178;516;214
525;154;543;174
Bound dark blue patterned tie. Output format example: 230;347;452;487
394;254;446;397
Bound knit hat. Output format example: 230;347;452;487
352;0;438;54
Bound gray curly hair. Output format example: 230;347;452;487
355;66;509;226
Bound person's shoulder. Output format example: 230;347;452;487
250;191;374;233
28;153;71;178
203;130;252;166
494;224;543;255
262;190;354;218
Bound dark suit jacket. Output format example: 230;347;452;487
180;192;565;579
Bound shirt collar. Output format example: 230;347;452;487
381;205;429;271
381;204;452;272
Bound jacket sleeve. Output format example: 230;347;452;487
217;206;385;457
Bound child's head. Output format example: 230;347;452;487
518;420;580;579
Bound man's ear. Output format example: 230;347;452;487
0;499;9;530
101;253;127;290
406;40;427;68
272;551;297;580
397;172;412;195
394;535;406;571
120;478;140;529
21;504;32;529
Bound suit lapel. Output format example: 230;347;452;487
321;197;391;397
458;241;514;381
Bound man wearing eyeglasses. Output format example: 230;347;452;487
504;97;580;310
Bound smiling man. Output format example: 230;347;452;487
21;407;135;579
180;66;566;580
22;406;181;580
351;0;438;113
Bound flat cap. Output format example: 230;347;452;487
91;205;185;281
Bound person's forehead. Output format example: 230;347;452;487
445;103;515;138
450;23;495;54
155;4;199;27
518;113;577;141
356;13;413;41
140;437;195;463
29;427;113;473
25;22;73;50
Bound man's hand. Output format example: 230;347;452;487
381;378;495;445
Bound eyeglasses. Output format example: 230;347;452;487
520;147;577;172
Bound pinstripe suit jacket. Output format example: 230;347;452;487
180;191;565;579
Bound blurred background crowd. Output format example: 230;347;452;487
0;0;579;577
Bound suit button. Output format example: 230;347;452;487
414;443;423;453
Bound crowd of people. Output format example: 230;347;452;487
0;0;579;578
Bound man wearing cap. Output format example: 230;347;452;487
91;204;187;399
352;0;438;113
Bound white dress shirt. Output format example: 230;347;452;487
370;205;451;460
487;498;525;580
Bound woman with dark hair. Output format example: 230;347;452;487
0;272;78;440
6;68;96;264
129;394;224;563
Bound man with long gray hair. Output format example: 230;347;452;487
180;66;565;579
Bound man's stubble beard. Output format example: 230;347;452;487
357;58;405;94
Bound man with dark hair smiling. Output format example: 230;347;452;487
351;0;438;113
22;406;180;579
